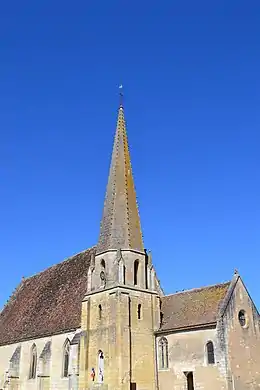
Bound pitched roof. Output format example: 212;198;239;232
0;247;95;346
160;282;230;332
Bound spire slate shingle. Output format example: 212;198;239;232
97;104;144;254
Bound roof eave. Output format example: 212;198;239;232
0;326;80;348
155;321;217;335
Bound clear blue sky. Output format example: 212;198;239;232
1;1;259;309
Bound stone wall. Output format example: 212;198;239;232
223;277;260;390
157;327;228;390
0;330;79;390
79;284;160;390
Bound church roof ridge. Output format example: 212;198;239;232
0;278;27;314
0;246;96;315
160;281;231;332
0;246;95;346
21;246;96;281
164;280;231;297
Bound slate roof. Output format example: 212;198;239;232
160;282;230;332
0;247;95;346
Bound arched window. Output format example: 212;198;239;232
62;339;70;378
98;350;104;382
101;259;105;270
99;304;102;320
206;341;215;364
9;345;21;378
134;260;139;286
238;310;247;327
158;337;168;369
29;344;37;379
137;304;142;320
39;341;51;377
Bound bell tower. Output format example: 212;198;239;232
79;94;161;390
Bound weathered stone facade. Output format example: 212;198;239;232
0;102;259;390
79;248;161;390
222;277;260;389
155;274;260;390
157;328;227;390
0;331;79;390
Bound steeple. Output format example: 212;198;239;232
96;98;144;254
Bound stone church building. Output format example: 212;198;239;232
0;101;259;390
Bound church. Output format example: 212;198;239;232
0;100;259;390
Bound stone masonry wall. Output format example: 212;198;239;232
223;278;260;390
157;327;228;390
0;330;78;390
79;285;160;390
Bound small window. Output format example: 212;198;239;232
137;304;141;320
77;340;81;375
186;372;194;390
123;265;126;284
29;344;37;379
100;260;106;285
206;341;215;364
160;312;164;327
134;260;139;286
99;304;102;320
238;310;247;327
158;337;168;369
62;340;70;378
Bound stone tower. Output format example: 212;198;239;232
79;98;161;390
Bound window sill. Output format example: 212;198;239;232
158;368;170;372
37;375;50;378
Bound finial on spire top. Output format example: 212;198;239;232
119;84;124;107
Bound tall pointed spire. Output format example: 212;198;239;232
97;97;144;254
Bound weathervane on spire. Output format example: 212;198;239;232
119;84;124;107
